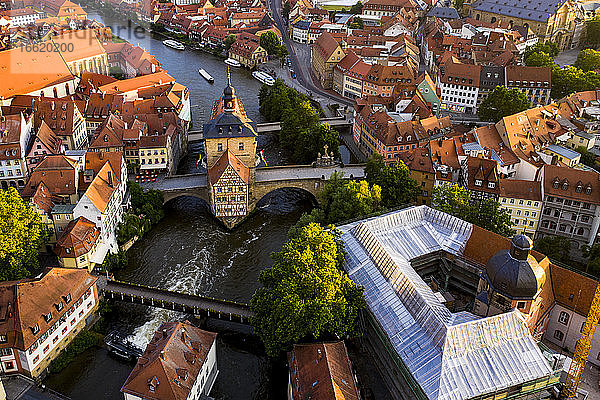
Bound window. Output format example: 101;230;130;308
475;179;482;186
517;301;526;309
554;330;564;341
217;143;223;152
0;336;6;344
65;293;71;303
31;324;39;335
559;311;570;325
239;142;244;151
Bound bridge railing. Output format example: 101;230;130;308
104;279;252;311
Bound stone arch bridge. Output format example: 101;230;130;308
140;164;365;210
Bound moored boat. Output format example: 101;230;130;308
199;68;214;83
162;39;185;50
252;70;275;86
224;58;242;67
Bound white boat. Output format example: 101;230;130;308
224;58;242;67
163;39;185;50
252;71;275;86
199;68;214;83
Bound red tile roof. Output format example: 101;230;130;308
288;342;360;400
55;216;100;258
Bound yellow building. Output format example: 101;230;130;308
51;30;109;76
54;216;101;271
498;179;543;238
466;0;583;50
566;130;596;151
311;31;346;89
204;74;257;228
227;33;268;68
398;148;436;206
543;144;581;167
208;150;249;220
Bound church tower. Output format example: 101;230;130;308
204;70;258;228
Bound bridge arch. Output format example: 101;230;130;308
251;179;326;210
255;187;319;211
161;187;211;205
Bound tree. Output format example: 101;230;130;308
584;16;600;49
319;173;381;224
431;183;514;236
259;79;306;122
278;44;289;67
478;86;530;122
574;49;600;72
524;41;559;60
576;146;596;167
349;16;364;29
250;223;365;356
224;34;236;50
431;182;470;217
0;188;49;281
468;199;514;237
260;31;282;55
101;252;128;273
349;1;363;14
282;1;292;19
281;101;341;163
551;65;600;99
525;51;555;67
534;235;571;263
364;154;419;208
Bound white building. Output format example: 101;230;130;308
438;61;480;114
121;321;218;400
0;268;98;378
0;112;34;190
73;155;127;254
1;8;44;27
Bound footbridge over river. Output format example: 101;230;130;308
140;164;366;207
187;116;353;142
99;277;253;324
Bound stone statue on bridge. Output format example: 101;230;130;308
314;144;339;168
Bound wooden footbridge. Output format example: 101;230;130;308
99;277;253;324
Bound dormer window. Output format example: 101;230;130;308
488;182;496;189
562;182;569;190
0;335;7;343
553;179;559;189
475;179;483;186
65;293;72;304
56;302;64;312
43;312;52;323
586;185;592;195
576;184;583;193
31;324;39;335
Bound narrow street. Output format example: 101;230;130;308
267;0;354;108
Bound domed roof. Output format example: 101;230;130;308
484;235;545;299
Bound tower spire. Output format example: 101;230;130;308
227;66;231;87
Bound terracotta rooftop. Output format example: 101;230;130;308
0;268;97;350
55;216;100;258
287;341;360;400
208;149;249;185
542;164;600;205
121;321;217;400
498;179;541;201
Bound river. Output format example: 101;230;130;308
44;12;371;399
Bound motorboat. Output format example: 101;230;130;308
224;58;242;67
163;39;185;50
199;68;214;83
252;70;275;86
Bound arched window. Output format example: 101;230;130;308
491;17;497;23
558;311;569;325
475;14;480;20
577;227;584;236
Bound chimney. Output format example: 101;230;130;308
107;171;113;187
160;350;165;360
51;101;55;111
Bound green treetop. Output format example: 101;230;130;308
534;235;571;263
525;51;555;67
250;223;365;356
365;154;419;208
0;188;50;281
574;49;600;72
478;86;530;122
224;34;236;50
432;183;514;236
260;31;282;55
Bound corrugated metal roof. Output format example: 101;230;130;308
339;206;553;400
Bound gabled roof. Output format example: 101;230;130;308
542;164;600;204
471;0;567;22
34;121;62;155
83;160;119;212
55;216;100;258
22;155;77;198
312;31;343;60
208;149;249;185
288;342;360;400
0;268;97;350
121;321;217;400
498;179;541;201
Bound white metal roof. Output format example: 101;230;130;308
339;206;553;400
